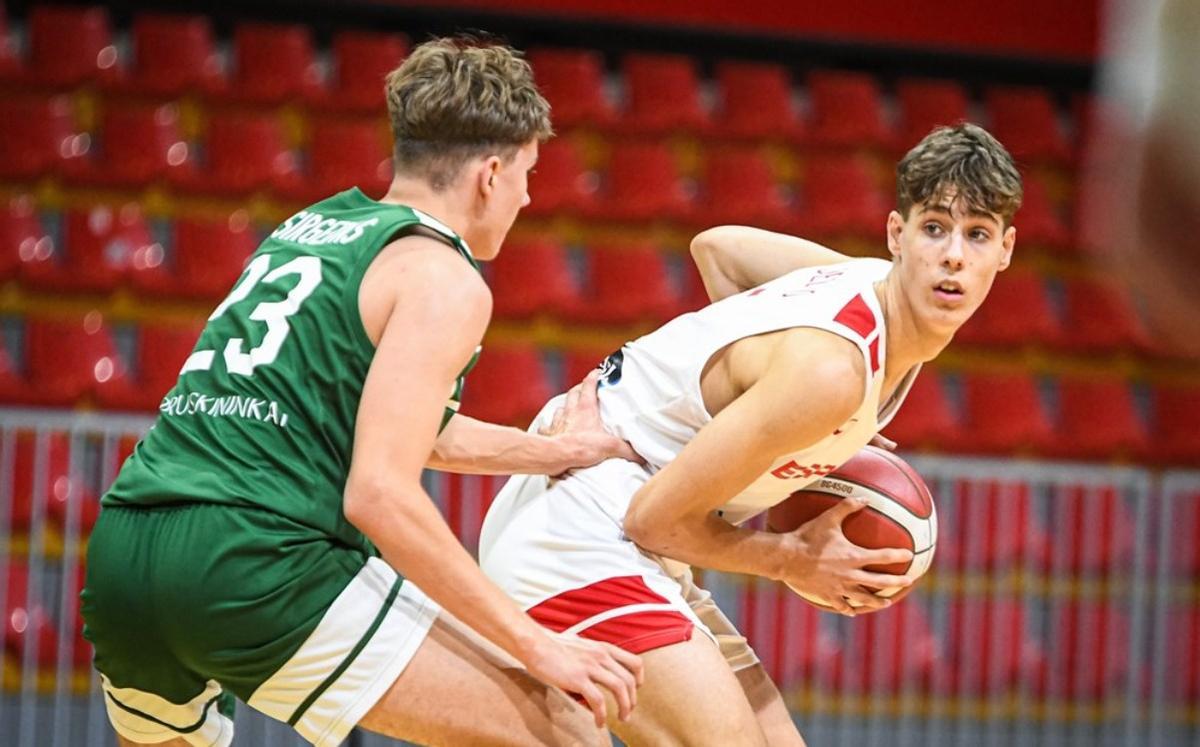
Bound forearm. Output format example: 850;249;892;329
625;488;797;581
428;414;583;475
346;481;545;662
690;226;849;302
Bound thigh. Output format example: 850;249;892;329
358;610;608;747
736;664;807;747
609;634;767;747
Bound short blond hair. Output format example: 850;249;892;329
385;37;553;190
896;123;1023;225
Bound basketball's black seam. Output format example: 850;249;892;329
807;474;929;521
875;448;935;516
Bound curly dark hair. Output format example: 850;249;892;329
896;123;1023;225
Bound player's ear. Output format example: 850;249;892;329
886;210;905;259
477;155;502;198
998;225;1016;271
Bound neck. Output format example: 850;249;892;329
379;176;473;240
874;270;954;377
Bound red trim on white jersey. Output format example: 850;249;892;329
527;575;694;654
834;293;883;374
833;294;876;339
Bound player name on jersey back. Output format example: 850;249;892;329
271;210;382;246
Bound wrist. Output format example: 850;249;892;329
510;621;553;665
770;531;813;582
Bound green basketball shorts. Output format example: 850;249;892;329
81;503;440;747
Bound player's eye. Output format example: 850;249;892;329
923;222;944;236
970;228;990;241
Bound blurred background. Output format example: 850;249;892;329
0;0;1197;745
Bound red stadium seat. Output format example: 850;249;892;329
621;53;708;135
1042;602;1131;700
0;94;86;180
125;13;222;96
1048;483;1136;574
739;579;837;688
985;86;1071;163
459;345;553;426
600;141;694;223
3;561;60;671
0;195;50;281
960;372;1055;455
16;205;139;294
227;22;321;104
880;368;961;450
1014;174;1071;250
96;323;201;412
1051;376;1149;461
711;61;804;141
1;313;117;406
1151;384;1200;466
894;78;970;152
942;598;1043;696
523;138;598;217
569;245;680;325
487;239;582;320
795;154;887;238
131;212;255;301
26;4;117;87
806;70;891;149
66;102;189;187
527;48;615;129
325;31;409;112
0;6;16;77
20;203;156;294
936;478;1048;569
1058;277;1152;354
696;147;792;229
831;601;941;694
285;118;391;202
954;266;1061;348
172;111;296;195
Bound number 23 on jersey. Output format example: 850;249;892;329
181;254;323;377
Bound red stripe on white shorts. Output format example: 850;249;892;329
527;575;694;654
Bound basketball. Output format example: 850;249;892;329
766;446;937;610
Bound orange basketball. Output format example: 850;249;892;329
766;446;937;610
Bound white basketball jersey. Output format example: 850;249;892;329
595;257;920;525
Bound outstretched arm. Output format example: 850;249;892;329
690;226;850;302
429;371;640;475
622;328;912;614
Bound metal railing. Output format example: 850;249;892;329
1;411;1196;746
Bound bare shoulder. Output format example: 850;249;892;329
360;233;492;346
765;327;867;409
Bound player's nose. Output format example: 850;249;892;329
942;232;966;270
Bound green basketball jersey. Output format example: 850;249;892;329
103;188;481;554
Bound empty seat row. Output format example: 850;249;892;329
956;267;1154;354
0;314;201;410
0;98;1077;245
0;6;408;111
1;198;255;299
0;99;392;199
531;48;1076;162
887;369;1200;464
0;6;1077;161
